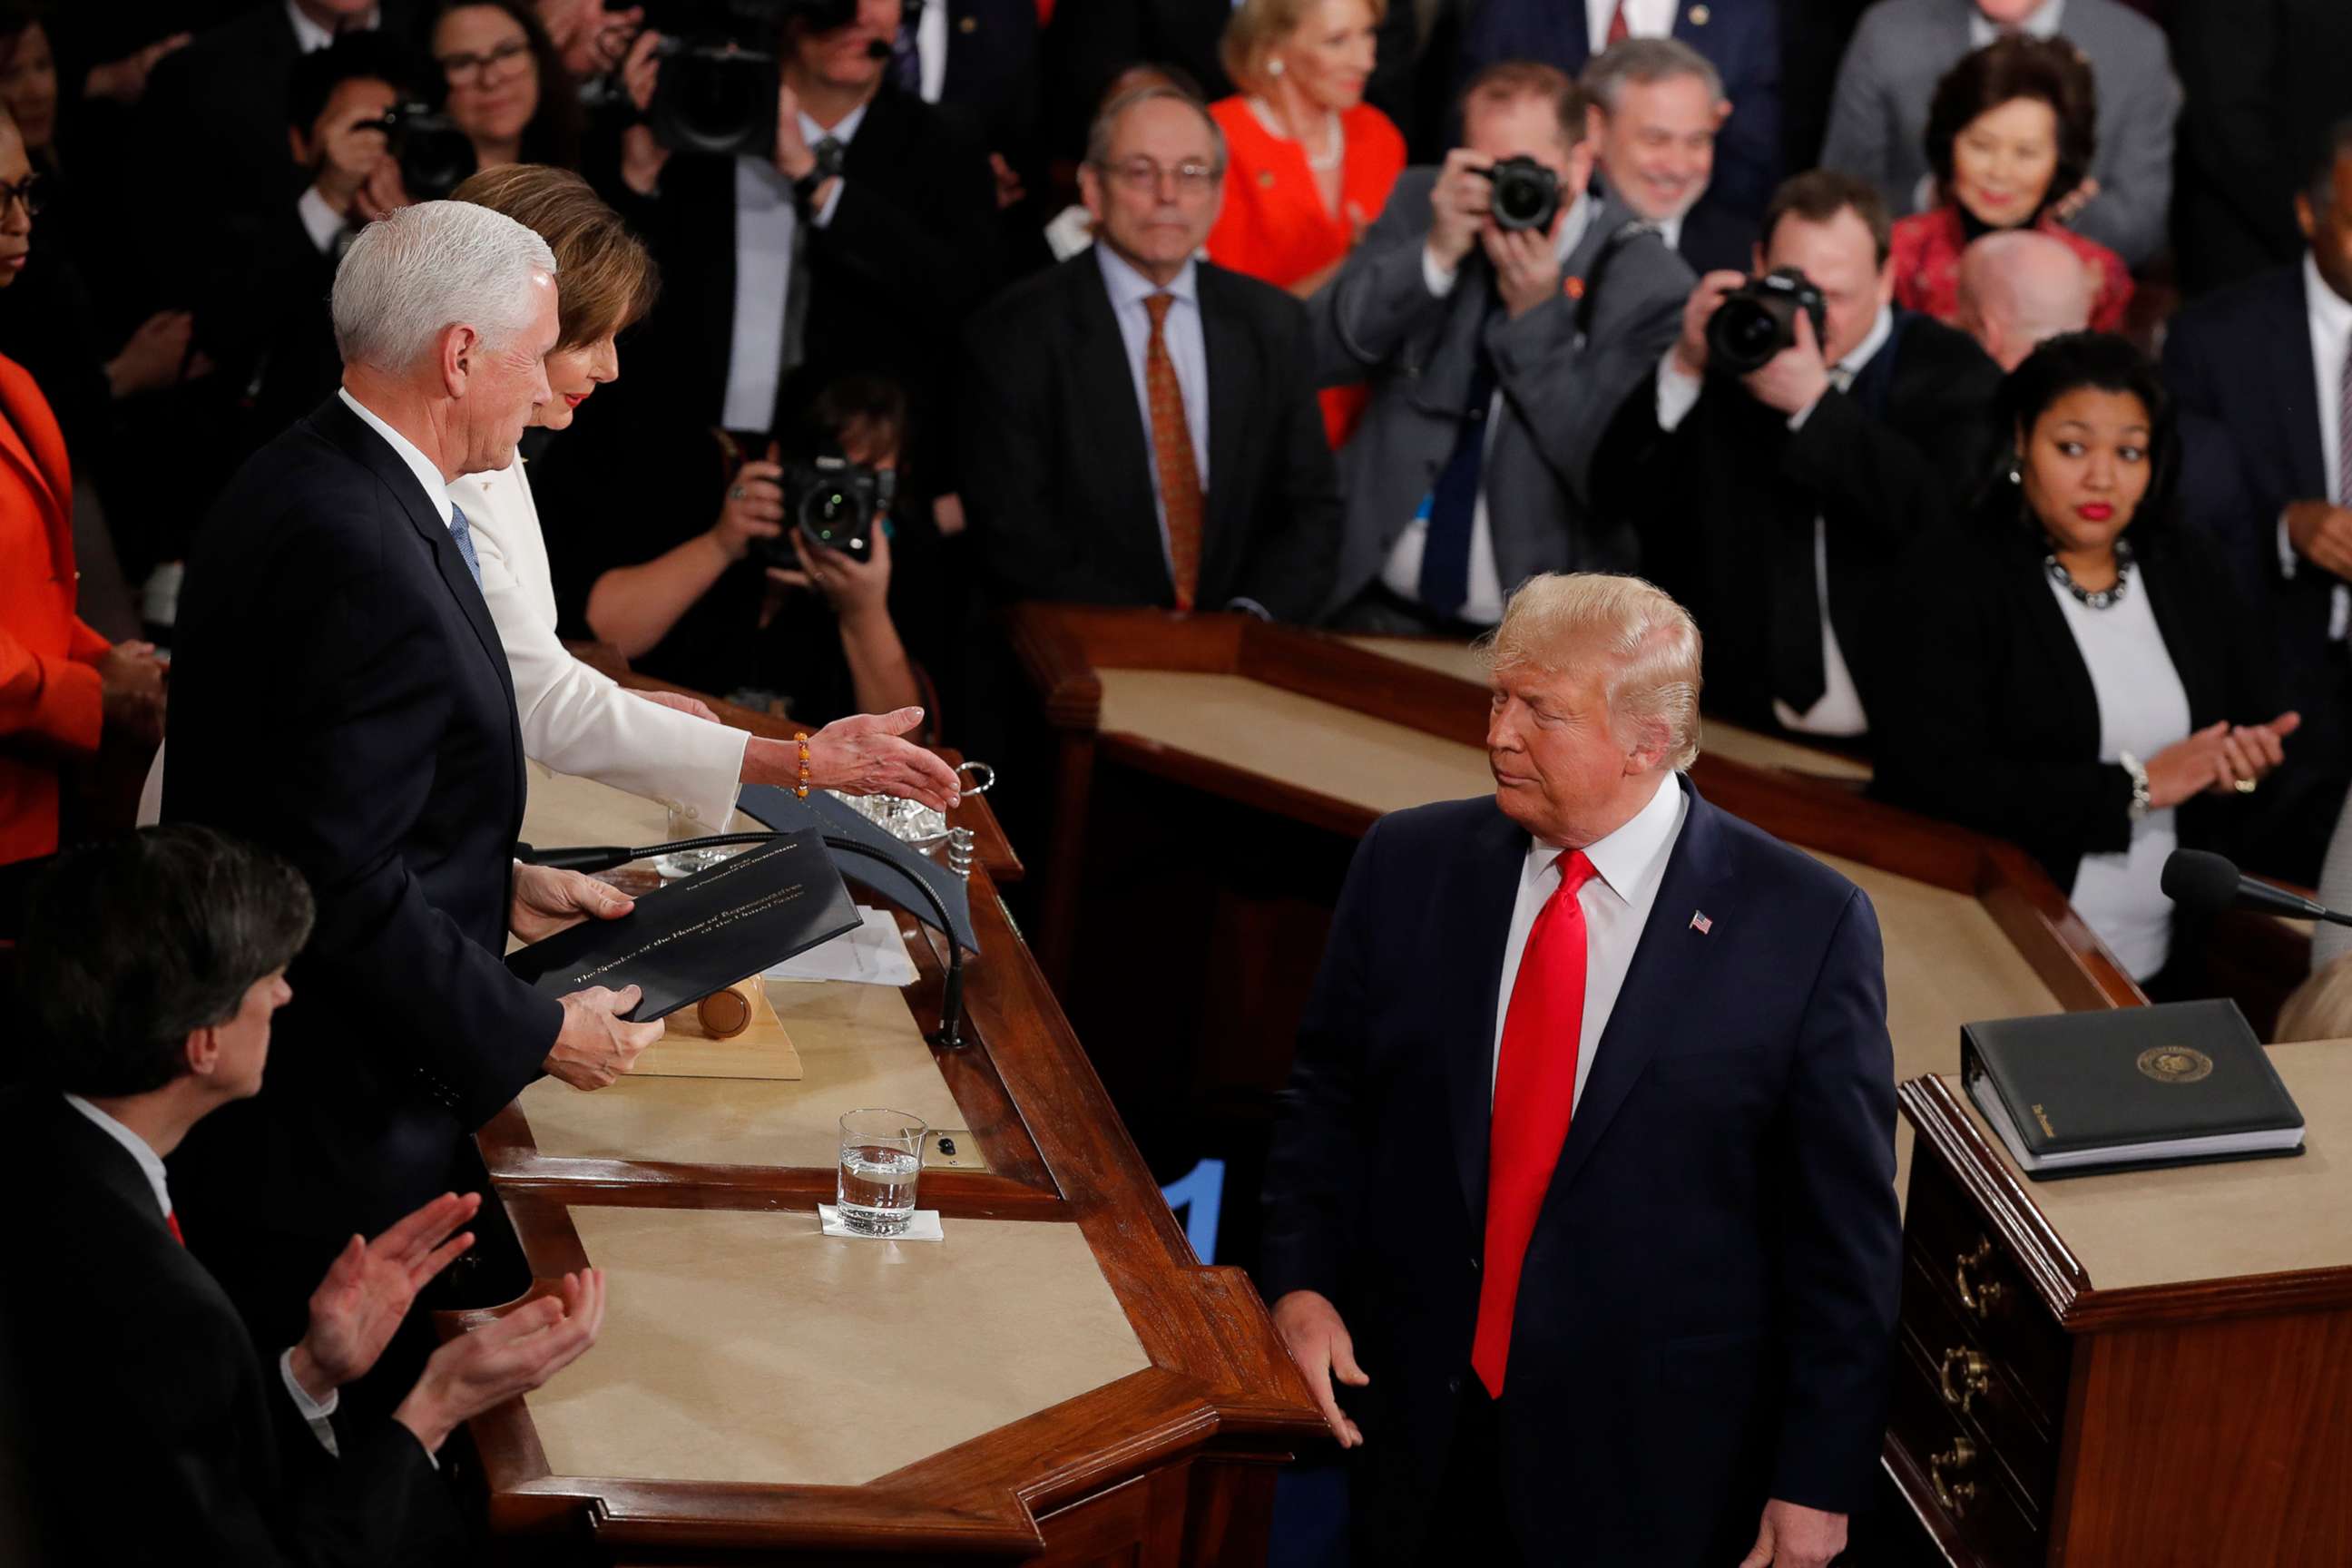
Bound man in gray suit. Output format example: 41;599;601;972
1310;63;1691;634
1819;0;2179;269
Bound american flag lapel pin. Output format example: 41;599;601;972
1689;910;1712;935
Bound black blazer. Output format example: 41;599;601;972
617;84;1000;501
959;250;1339;622
0;1090;458;1566
1871;515;2280;893
1261;782;1900;1565
162;397;563;1335
1597;310;2003;734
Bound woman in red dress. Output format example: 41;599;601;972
1206;0;1404;446
1889;37;2131;336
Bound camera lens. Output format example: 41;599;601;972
674;57;761;146
803;486;858;534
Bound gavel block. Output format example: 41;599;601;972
631;978;804;1081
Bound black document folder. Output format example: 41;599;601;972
506;827;859;1021
1961;1000;2305;1180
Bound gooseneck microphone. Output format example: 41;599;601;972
516;832;971;1048
2160;848;2352;927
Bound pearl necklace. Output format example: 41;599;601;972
2045;535;2135;610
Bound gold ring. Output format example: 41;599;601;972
2235;778;2258;794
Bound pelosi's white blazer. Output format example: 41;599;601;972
449;455;746;829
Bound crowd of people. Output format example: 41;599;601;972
6;0;2352;1560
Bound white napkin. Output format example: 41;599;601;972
817;1204;944;1241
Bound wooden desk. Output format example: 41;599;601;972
449;767;1321;1563
1896;1047;2352;1565
1011;608;2141;1218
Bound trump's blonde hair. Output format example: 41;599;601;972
1482;573;1704;771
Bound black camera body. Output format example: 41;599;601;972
642;0;859;156
1705;267;1830;375
1477;155;1562;233
750;454;895;568
377;102;477;201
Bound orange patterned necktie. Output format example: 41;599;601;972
1142;292;1203;611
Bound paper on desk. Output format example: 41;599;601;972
765;906;918;986
817;1204;944;1241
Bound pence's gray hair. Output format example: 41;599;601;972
330;200;559;373
1483;573;1704;771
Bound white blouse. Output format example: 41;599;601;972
2049;573;2192;981
449;456;747;828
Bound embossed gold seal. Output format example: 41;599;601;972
2136;1045;2213;1084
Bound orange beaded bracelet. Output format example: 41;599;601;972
793;731;811;799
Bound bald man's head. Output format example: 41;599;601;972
1955;230;2094;372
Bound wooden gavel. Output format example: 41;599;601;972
693;979;760;1039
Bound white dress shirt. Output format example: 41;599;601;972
1586;0;1677;52
1656;302;1892;736
721;103;862;434
1491;774;1689;1103
2277;253;2352;642
1096;244;1210;574
1384;194;1596;626
63;1094;345;1454
1968;0;2064;47
447;458;748;827
338;387;459;529
914;0;949;102
2050;575;2191;979
284;0;381;53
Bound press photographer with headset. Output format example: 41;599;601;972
594;0;998;561
1595;169;2003;745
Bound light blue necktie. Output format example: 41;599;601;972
447;502;483;591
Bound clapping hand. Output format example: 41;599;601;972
393;1269;608;1455
288;1192;482;1399
2211;711;2300;796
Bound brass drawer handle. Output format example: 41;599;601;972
1930;1436;1979;1517
1939;1346;1991;1415
1954;1238;2005;1321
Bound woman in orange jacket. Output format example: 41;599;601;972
0;107;161;867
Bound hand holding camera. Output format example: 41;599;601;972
710;447;787;562
1426;148;1496;271
1676;267;1835;414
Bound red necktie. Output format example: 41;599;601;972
166;1210;185;1246
1604;0;1632;45
1472;849;1595;1397
1142;292;1204;611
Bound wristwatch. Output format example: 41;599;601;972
2119;751;2151;821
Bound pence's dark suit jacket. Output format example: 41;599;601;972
162;396;562;1352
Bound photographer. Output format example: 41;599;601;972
540;369;931;731
1594;169;2002;742
1308;62;1689;633
600;0;998;551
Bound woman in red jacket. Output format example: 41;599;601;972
1205;0;1404;447
0;108;162;866
1889;37;2131;336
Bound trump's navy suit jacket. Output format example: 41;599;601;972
1261;779;1899;1564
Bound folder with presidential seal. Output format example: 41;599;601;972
506;826;858;1079
1961;998;2306;1179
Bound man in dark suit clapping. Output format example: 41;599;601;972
162;201;660;1396
959;84;1338;621
2;826;605;1565
1262;573;1899;1568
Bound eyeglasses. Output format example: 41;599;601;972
0;173;46;218
436;35;533;87
1099;157;1220;198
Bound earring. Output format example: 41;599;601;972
2006;455;2022;485
1268;55;1285;76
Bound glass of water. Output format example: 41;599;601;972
836;1109;926;1236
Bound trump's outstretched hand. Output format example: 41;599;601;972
1739;1497;1847;1568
